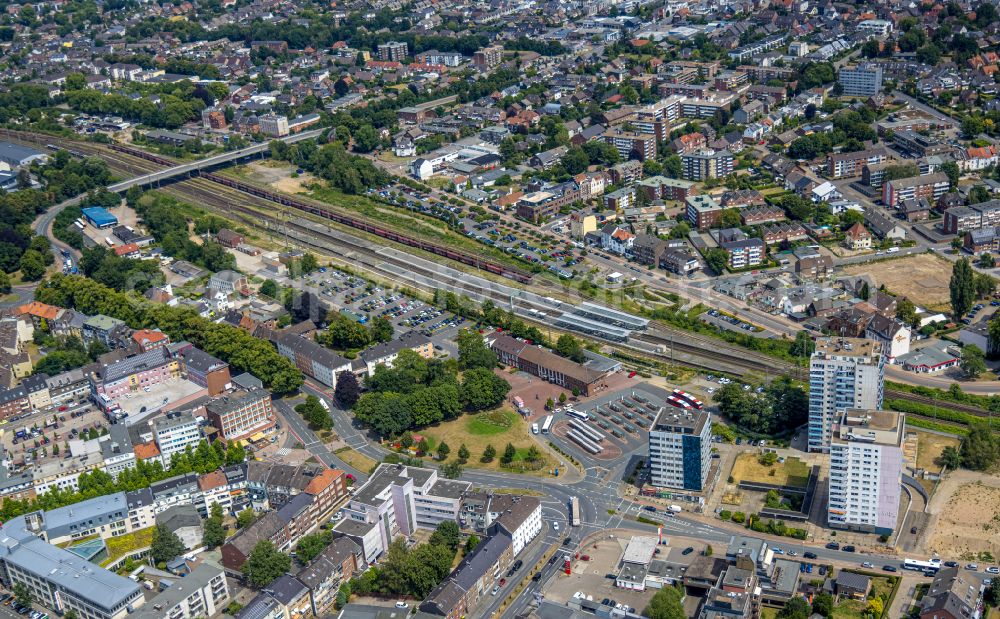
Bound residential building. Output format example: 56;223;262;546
420;496;541;619
827;147;889;179
358;331;434;376
155;505;203;550
206;389;276;441
296;537;361;616
207;270;249;296
686;194;723;230
602;130;657;161
335;464;471;565
134;563;229;619
838;65;883;96
637;176;697;202
377;41;408;62
828;409;904;535
174;345;230;396
843;222;873;250
943;199;1000;234
681;149;734;181
647;407;712;491
473;45;503;70
271;330;352;388
152;412;202;465
719;229;764;269
919;567;982;619
807;338;885;452
89;348;182;400
882;173;950;208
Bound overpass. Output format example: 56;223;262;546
106;128;325;192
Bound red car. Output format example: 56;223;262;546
580;555;590;561
628;371;637;378
58;406;67;412
499;578;506;586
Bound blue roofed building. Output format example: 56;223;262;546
82;206;119;229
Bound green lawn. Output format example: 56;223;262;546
730;453;812;488
468;410;517;436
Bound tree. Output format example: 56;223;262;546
151;524;186;564
860;281;870;301
790;331;815;358
458;444;470;462
441;461;463;479
959;423;1000;470
225;441;246;465
464;534;480;555
962;344;987;378
555;334;586;363
501;442;517;465
979;253;996;269
428;520;461;551
296;531;334;562
456;329;496;369
985;576;1000;607
644;584;685;619
704;248;729;274
811;592;833;618
865;598;884;618
296;395;333;430
777;597;811;619
0;271;10;294
942;161;960;189
237;508;257;529
481;444;496;463
437;441;451;460
260;279;278;298
938;445;962;469
971;186;992;206
335;370;361;408
950;258;976;318
896;298;918;327
12;583;32;609
353;125;380;153
243;540;292;588
368;316;394;343
19;249;46;281
460;368;510;411
203;505;227;549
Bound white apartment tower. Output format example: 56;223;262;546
828;409;905;535
808;337;884;453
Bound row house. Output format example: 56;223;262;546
270;330;352;389
759;222;809;245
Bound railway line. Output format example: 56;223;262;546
11;129;996;425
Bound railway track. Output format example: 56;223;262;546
11;129;995;425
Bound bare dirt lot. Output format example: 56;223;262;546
912;430;960;472
841;253;953;311
239;161;315;194
927;475;1000;559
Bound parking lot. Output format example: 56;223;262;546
3;402;107;470
292;267;468;355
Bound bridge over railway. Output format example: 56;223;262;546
104;128;324;192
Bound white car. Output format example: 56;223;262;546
553;522;560;531
491;585;501;596
987;566;1000;574
395;602;409;609
862;562;874;569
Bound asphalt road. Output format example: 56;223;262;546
284;382;999;619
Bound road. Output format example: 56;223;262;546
283;380;997;619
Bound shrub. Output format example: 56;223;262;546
731;512;746;523
719;510;732;520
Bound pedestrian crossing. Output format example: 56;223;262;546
275;447;292;456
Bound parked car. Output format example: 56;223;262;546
825;542;840;550
883;565;898;573
804;552;818;559
491;585;501;596
682;547;695;555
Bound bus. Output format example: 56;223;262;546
672;389;704;410
541;415;554;434
73;221;85;230
566;408;589;421
105;237;114;247
903;558;942;573
569;497;581;527
319;398;330;411
666;396;692;409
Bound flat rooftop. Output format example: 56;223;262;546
814;337;881;359
116;378;205;421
